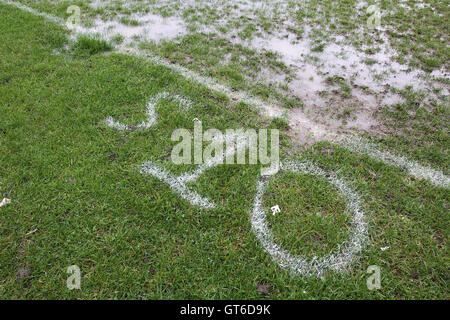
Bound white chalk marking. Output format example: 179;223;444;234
178;131;250;183
140;131;251;209
104;90;249;210
3;0;448;189
140;160;216;209
338;136;450;189
3;0;448;277
251;160;367;277
105;91;192;131
0;198;11;208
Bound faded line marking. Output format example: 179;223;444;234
252;160;367;277
0;0;65;25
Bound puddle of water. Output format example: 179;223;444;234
76;11;187;43
80;0;447;141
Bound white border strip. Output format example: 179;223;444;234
1;0;65;25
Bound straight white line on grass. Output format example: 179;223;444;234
1;0;65;25
140;160;217;210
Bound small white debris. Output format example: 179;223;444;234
380;246;390;251
0;198;11;208
26;229;38;236
271;205;281;216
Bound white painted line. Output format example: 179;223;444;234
3;0;446;189
140;160;216;210
338;136;450;188
179;131;250;183
139;130;250;210
251;160;367;277
0;0;65;25
3;0;448;278
105;92;250;210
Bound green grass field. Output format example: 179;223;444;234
0;1;448;299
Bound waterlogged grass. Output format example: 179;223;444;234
12;0;449;73
0;2;448;300
140;33;299;107
72;35;112;56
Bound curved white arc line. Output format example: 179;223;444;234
251;160;368;277
105;92;192;131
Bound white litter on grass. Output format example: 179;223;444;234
105;91;192;131
0;198;11;208
270;205;281;216
251;160;368;277
26;228;38;236
380;246;390;251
